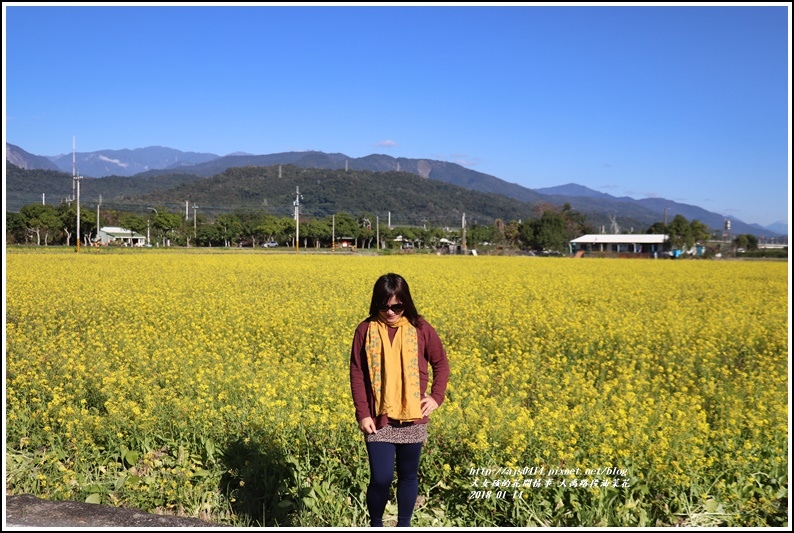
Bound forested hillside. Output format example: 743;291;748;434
128;165;545;227
7;163;569;228
5;164;207;213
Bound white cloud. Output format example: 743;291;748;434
374;140;398;148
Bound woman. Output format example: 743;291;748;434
350;273;450;527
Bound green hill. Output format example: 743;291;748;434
4;162;651;231
126;165;544;227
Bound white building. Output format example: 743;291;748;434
570;234;668;256
97;226;147;246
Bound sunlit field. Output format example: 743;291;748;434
5;249;789;526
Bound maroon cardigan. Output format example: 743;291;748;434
350;317;450;430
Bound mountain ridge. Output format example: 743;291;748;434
5;143;785;238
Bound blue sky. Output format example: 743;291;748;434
3;3;791;227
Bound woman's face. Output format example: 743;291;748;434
378;295;404;326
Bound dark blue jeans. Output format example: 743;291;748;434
365;441;423;527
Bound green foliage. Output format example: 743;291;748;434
331;212;361;239
733;234;759;251
647;215;714;252
119;213;147;234
519;204;590;252
667;215;692;250
19;204;61;245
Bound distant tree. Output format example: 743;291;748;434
279;216;297;246
55;202;97;246
119;213;147;234
178;215;196;247
561;203;595;236
646;216;711;254
160;212;186;246
520;208;574;252
467;223;493;246
303;218;331;248
6;211;28;244
234;210;266;247
378;225;398;249
531;211;568;252
503;220;522;247
421;226;446;249
492;219;506;245
102;209;124;228
332;212;360;244
733;234;759;252
56;202;77;246
518;203;593;252
358;215;377;248
733;234;749;253
215;214;243;247
518;219;535;248
532;202;558;217
666;215;692;251
195;223;219;247
76;205;97;246
20;203;60;245
255;215;284;243
689;219;712;245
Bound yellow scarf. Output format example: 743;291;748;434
365;316;423;422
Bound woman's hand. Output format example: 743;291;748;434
421;394;439;417
358;416;377;435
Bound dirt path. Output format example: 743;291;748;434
4;494;226;528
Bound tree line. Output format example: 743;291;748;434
8;200;752;255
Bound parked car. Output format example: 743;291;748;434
262;241;279;248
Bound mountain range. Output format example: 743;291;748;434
5;143;787;238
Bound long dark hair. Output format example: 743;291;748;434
368;273;422;327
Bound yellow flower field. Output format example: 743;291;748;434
5;249;789;526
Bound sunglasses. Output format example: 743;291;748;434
378;303;405;314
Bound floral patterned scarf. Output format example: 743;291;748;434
365;316;422;422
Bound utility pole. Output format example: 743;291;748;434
73;137;83;253
332;214;336;252
192;204;198;242
461;213;467;254
96;194;102;236
76;183;83;249
293;186;303;252
376;216;380;250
